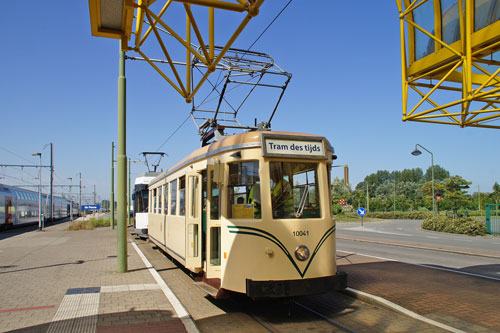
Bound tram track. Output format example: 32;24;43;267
133;234;450;332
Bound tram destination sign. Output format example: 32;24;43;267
261;133;327;159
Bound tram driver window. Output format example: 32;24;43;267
228;161;260;219
171;180;177;215
270;162;321;219
179;176;186;216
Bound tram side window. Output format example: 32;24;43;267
209;170;220;220
227;161;260;219
158;187;162;214
163;184;168;215
270;162;321;219
153;189;157;213
142;189;149;213
179;176;186;216
210;227;221;266
171;179;177;215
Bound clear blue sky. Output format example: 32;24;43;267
1;1;499;203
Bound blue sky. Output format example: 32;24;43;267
1;1;499;202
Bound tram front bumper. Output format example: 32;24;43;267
246;271;347;299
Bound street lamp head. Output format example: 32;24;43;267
411;148;422;156
32;153;41;157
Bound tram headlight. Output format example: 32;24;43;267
294;245;310;261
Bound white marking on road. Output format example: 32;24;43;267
345;288;467;333
345;226;413;236
337;250;500;281
425;236;440;239
131;240;199;333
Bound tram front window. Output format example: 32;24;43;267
228;161;261;219
270;162;320;219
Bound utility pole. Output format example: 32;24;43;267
478;184;481;216
366;182;370;212
68;177;73;222
50;142;54;221
393;181;396;212
128;158;131;226
111;141;115;230
117;40;128;273
32;152;42;230
79;172;82;216
94;185;96;206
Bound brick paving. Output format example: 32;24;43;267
338;251;500;332
0;220;189;333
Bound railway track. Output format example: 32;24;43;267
133;235;449;332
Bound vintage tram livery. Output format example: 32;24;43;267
147;131;347;298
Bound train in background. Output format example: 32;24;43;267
0;183;78;229
146;131;347;299
132;172;159;239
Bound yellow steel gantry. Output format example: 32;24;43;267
89;0;264;103
396;0;500;129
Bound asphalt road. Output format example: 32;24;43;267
336;219;500;281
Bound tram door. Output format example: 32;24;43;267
185;171;202;270
5;197;13;225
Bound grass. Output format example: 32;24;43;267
66;218;113;230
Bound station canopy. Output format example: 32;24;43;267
88;0;264;103
397;0;500;129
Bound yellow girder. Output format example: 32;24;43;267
397;0;500;129
89;0;264;102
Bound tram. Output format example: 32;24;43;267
132;172;159;239
147;131;347;298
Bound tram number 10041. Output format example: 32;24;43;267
293;230;309;237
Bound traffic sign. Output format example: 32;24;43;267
357;207;366;217
82;205;100;210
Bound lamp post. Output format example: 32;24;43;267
411;144;435;216
67;177;73;222
32;153;42;230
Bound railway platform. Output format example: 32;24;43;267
1;218;499;332
0;219;195;333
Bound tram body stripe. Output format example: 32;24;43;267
228;225;336;278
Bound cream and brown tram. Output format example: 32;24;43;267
147;131;347;298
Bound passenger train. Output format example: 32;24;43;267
147;131;347;298
0;184;78;229
132;172;159;239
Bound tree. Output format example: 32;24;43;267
444;176;471;217
423;165;450;182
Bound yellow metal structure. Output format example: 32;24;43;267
89;0;264;102
397;0;500;129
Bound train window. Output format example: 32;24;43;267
163;183;169;215
189;176;197;218
153;188;157;213
179;176;186;216
227;161;260;219
209;170;220;220
210;227;221;266
158;187;162;214
171;180;177;215
270;162;321;219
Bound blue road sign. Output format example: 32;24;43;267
357;207;366;217
82;205;100;210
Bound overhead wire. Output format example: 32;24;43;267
151;0;294;153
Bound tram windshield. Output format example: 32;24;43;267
228;161;261;219
133;188;149;214
270;162;320;219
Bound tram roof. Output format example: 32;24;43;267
152;131;333;183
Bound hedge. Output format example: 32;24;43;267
421;216;486;236
366;211;433;220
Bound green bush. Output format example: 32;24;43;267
421;216;486;236
367;211;433;220
67;218;113;230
